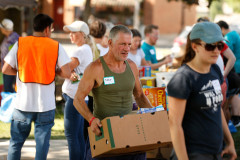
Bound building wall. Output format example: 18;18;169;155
41;0;197;34
144;0;196;34
42;0;54;18
63;0;75;25
143;0;153;25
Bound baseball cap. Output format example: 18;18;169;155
0;19;14;31
190;22;225;44
63;21;89;35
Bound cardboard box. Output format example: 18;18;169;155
143;87;167;110
140;77;156;87
88;111;171;158
156;72;175;87
139;66;151;77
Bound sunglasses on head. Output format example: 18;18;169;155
197;42;224;51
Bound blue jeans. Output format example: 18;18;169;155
63;93;86;160
3;74;16;92
170;150;222;160
8;108;55;160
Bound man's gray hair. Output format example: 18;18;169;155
109;25;132;42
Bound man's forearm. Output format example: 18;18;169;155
2;63;17;75
135;94;153;108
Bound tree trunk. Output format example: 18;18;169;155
83;0;91;23
133;0;140;30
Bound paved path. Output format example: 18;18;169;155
0;139;69;160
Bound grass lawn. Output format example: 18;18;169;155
232;131;240;157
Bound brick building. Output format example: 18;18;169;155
39;0;197;34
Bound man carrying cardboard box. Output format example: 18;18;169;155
74;25;153;159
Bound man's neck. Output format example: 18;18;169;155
33;32;46;37
145;38;153;46
104;52;126;73
223;29;230;36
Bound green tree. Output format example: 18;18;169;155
83;0;91;22
224;0;240;13
209;0;223;21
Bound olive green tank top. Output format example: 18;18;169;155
92;56;135;120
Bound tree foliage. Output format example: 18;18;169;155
168;0;220;8
225;0;240;13
83;0;91;22
209;0;223;21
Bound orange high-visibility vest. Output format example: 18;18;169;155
17;36;58;85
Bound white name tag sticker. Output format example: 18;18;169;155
150;49;155;55
212;79;221;91
104;76;115;85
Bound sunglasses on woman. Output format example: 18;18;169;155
197;42;224;51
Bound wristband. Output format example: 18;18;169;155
89;117;96;126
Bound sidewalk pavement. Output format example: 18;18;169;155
0;139;69;160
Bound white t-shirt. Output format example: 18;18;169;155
62;44;93;99
216;55;224;76
97;44;109;56
127;48;145;67
4;42;71;112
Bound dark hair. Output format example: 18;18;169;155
182;32;201;65
131;29;141;38
90;20;106;38
33;14;54;32
144;24;158;35
197;17;209;23
217;20;229;29
131;29;142;48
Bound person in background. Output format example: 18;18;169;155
3;13;71;160
0;18;19;92
167;22;237;160
89;20;106;61
128;29;148;67
196;16;210;23
62;20;93;160
217;44;236;122
141;24;172;70
217;20;240;127
99;22;114;56
217;21;240;75
73;25;153;159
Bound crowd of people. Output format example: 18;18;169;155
0;13;239;160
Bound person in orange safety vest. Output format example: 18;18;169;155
2;13;71;160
